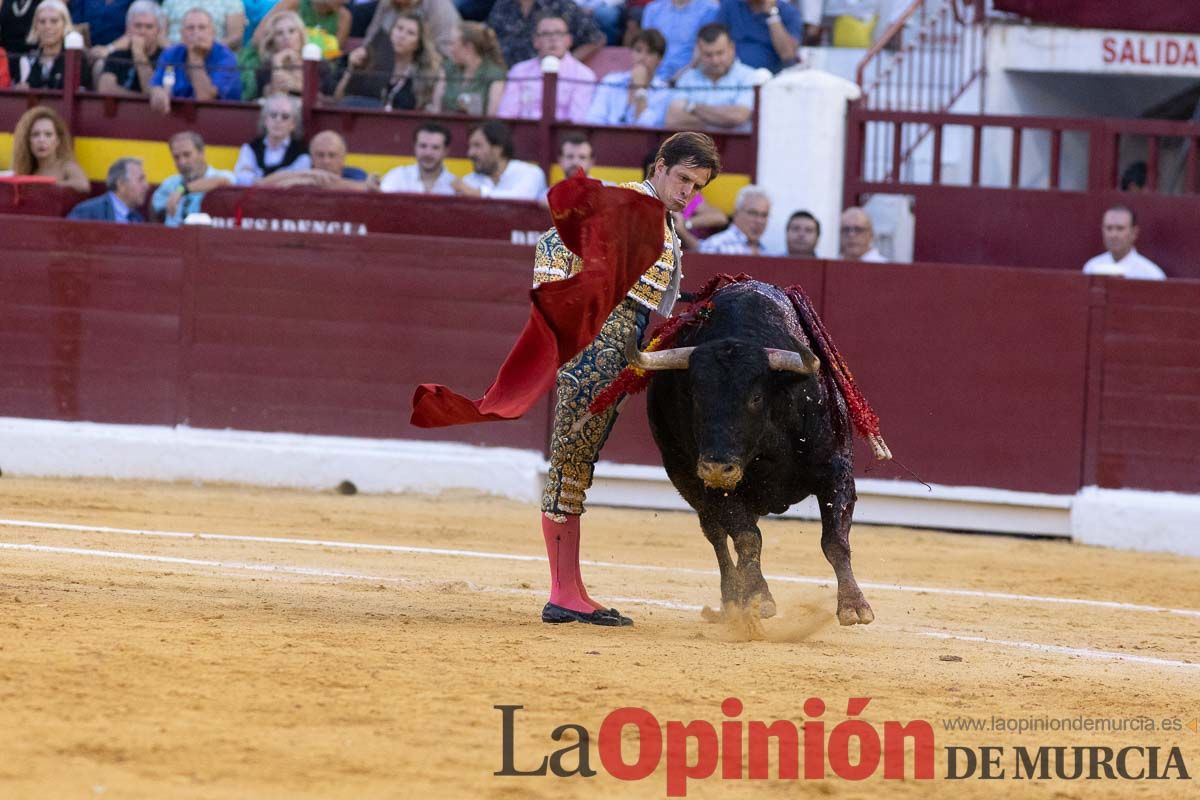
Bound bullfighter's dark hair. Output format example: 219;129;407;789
471;120;514;160
655;132;721;184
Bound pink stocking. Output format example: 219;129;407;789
542;513;606;613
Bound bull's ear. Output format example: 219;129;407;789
765;347;820;375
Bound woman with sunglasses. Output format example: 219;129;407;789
232;93;312;185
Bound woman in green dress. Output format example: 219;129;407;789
441;22;506;116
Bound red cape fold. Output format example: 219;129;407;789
410;174;665;428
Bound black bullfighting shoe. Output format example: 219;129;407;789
541;602;629;626
596;607;634;626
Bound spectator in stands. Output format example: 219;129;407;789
454;0;494;24
1120;161;1148;192
66;157;148;222
233;94;312;184
785;209;819;258
442;21;507;114
1082;206;1166;281
640;0;717;82
354;0;461;61
496;12;595;122
95;1;164;95
699;184;775;255
0;47;10;88
15;0;92;89
556;130;593;177
584;27;669;127
259;130;379;190
839;205;885;261
2;0;47;58
72;0;135;49
162;0;245;51
453;119;547;199
242;10;337;100
574;0;622;45
336;11;445;110
664;23;755;131
297;0;352;51
148;8;242;111
487;0;604;68
10;105;89;192
380;122;456;194
715;0;799;73
243;0;279;43
151;131;234;225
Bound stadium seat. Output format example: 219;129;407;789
584;46;633;80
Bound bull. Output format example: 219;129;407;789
628;280;874;628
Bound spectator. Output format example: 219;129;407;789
233;94;312;185
452;119;547;199
698;184;775;255
380;122;456;194
151;131;234;226
487;0;604;68
664;23;755;131
785;209;819;258
336;11;445;110
496;12;595;122
162;0;245;51
2;0;46;57
297;0;351;51
243;0;278;43
10;105;89;193
260;130;379;190
715;0;800;73
0;46;9;87
574;0;622;45
454;0;494;23
355;0;461;61
242;10;338;100
66;157;148;222
839;205;885;261
441;21;507;115
95;0;165;94
556;130;594;177
639;0;717;82
15;0;92;89
70;0;134;48
584;27;669;127
148;8;242;111
1120;161;1148;192
1082;206;1166;281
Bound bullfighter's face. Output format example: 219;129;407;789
650;159;712;213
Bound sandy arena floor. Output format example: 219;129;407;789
0;477;1197;799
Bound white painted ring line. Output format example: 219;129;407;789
2;541;1196;672
2;517;1197;619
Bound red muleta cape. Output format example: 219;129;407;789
409;173;665;427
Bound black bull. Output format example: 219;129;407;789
630;281;874;627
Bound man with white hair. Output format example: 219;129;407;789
96;1;166;95
699;184;776;255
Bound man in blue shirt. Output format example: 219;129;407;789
152;131;236;226
665;23;757;132
71;0;134;46
67;158;149;223
584;28;672;127
716;0;801;73
640;0;719;82
148;8;242;113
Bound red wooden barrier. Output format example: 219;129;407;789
2;216;1198;494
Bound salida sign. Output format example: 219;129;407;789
1102;35;1200;68
495;699;1192;796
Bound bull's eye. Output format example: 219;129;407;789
748;394;764;411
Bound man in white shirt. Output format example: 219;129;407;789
838;206;886;262
699;184;777;255
453;120;548;201
1082;206;1166;280
380;123;456;195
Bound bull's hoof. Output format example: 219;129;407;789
836;600;875;626
755;595;777;619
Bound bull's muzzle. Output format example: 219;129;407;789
696;459;744;490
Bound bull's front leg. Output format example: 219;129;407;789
728;523;776;619
698;511;738;610
818;474;874;626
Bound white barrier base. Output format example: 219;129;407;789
1;418;1196;556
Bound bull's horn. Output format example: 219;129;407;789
765;347;821;375
625;336;694;371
